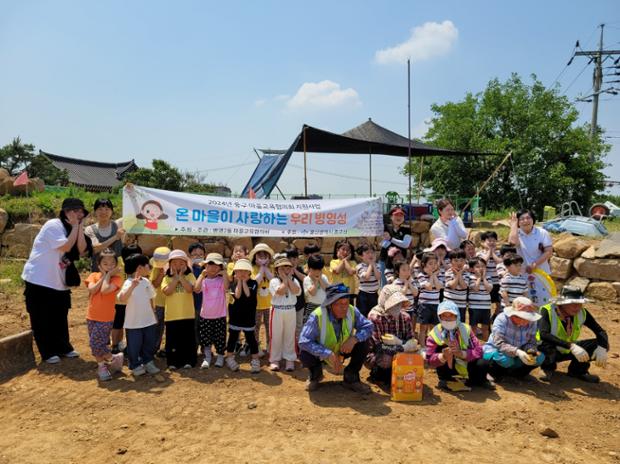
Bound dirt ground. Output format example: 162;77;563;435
1;281;619;464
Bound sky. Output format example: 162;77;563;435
1;0;619;200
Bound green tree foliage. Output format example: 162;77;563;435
123;159;222;193
0;137;69;185
405;74;609;216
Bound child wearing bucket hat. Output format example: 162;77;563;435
249;243;275;356
194;252;230;368
225;259;261;373
268;257;302;371
150;246;171;357
161;249;197;369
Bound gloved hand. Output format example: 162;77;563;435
570;343;589;363
403;339;418;353
516;349;536;366
591;346;608;368
381;334;403;346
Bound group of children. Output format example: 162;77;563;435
83;232;528;382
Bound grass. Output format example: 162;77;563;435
0;259;25;296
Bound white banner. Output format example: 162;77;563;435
122;185;383;237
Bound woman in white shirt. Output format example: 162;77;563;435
430;198;468;250
21;198;92;364
508;209;553;274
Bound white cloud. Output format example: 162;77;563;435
274;94;290;101
375;20;458;65
286;80;361;110
254;98;266;107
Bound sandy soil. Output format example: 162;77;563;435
1;282;619;464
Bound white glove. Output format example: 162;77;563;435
591;346;608;368
403;339;419;353
570;343;590;363
516;349;536;366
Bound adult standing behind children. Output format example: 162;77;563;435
378;206;412;285
430;198;468;251
84;198;125;272
508;209;553;274
22;198;92;364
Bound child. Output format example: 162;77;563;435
250;243;275;357
384;246;404;284
467;256;493;340
425;301;495;391
303;254;329;323
226;243;248;354
111;243;142;354
225;259;261;373
117;253;160;377
496;244;517;280
195;253;229;368
303;243;330;281
269;257;301;371
460;240;477;261
427;238;450;290
85;248;124;381
416;252;443;346
444;249;469;322
478;231;503;311
409;249;424;275
391;259;419;333
499;253;528;310
286;247;307;341
330;241;357;299
161;249;197;369
355;243;381;317
150;246;170;358
188;242;206;318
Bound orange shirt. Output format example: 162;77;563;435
85;272;122;322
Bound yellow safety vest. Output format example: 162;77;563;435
313;305;356;356
429;323;472;379
536;303;586;354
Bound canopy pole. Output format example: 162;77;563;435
252;148;286;199
407;58;413;234
417;157;424;203
462;151;512;213
303;127;308;197
369;149;373;197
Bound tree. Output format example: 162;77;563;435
405;74;609;216
0;137;69;185
123;159;185;191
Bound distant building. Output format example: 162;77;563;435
40;151;139;192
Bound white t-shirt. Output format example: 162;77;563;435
269;277;301;307
21;219;69;291
122;277;157;329
303;274;329;305
516;226;552;274
430;216;468;250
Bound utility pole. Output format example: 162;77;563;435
574;24;620;138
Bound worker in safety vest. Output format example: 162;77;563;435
538;286;609;383
426;300;496;391
298;283;374;393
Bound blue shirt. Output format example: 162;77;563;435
298;306;374;360
483;312;538;357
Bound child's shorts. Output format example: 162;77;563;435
468;308;491;326
417;303;439;325
490;284;501;303
87;319;113;357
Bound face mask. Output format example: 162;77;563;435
440;320;457;331
257;257;269;265
192;258;202;265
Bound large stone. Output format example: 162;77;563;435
0;178;12;195
566;276;590;293
0;331;35;380
613;282;620;300
292;238;321;252
253;237;288;253
550;256;573;280
321;237;340;255
1;223;42;258
136;234;170;256
203;240;227;256
410;220;431;234
0;208;8;234
411;233;421;248
420;232;431;248
585;282;618;301
469;230;482;247
594;233;620;258
0;168;9;180
573;257;620;282
581;246;597;259
170;236;202;253
553;236;590;259
228;237;253;254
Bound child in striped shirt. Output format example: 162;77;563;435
391;259;419;333
467;256;493;340
496;244;517;280
355;243;381;317
478;231;503;312
384;246;404;284
499;253;528;310
416;252;443;345
444;249;469;322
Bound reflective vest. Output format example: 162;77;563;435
313;305;355;356
429;323;472;379
536;303;586;354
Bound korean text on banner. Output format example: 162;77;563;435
122;185;383;237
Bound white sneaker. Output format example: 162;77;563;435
182;364;192;369
63;350;80;358
250;358;261;374
108;353;124;373
132;365;146;376
214;354;225;368
285;360;295;372
145;361;160;374
201;351;212;369
225;356;239;371
45;355;61;364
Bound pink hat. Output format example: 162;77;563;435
387;246;402;258
426;238;450;252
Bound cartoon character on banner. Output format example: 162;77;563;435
526;268;557;306
136;200;168;230
124;184;171;233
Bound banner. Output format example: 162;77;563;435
122;185;384;237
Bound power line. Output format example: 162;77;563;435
287;162;408;186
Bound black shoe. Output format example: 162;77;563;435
156;350;166;359
437;379;451;391
540;369;554;382
568;372;600;383
480;379;497;390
